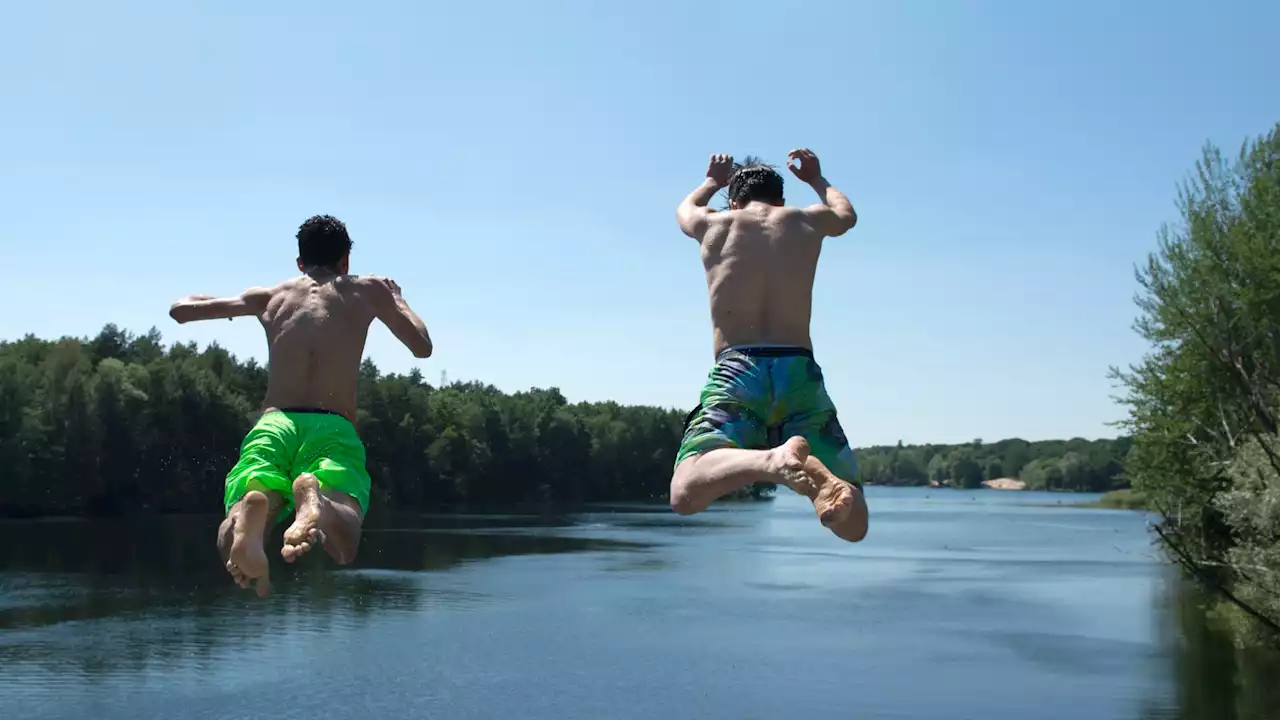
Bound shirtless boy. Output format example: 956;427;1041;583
670;149;868;542
169;215;433;595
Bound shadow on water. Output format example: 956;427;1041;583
0;512;653;664
1138;579;1280;720
5;493;1280;720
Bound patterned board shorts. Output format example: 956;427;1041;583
674;346;859;484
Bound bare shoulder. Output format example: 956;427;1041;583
347;274;396;294
782;205;835;234
345;274;403;309
705;208;735;226
244;280;292;305
774;206;811;221
267;277;302;293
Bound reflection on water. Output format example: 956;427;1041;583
1143;579;1280;720
0;514;648;628
0;489;1277;720
0;512;652;690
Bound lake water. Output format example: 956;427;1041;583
0;487;1276;720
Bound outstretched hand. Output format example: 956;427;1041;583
707;153;734;188
787;148;823;183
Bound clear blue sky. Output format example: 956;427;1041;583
2;1;1278;446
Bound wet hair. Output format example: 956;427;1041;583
297;215;352;269
727;156;784;207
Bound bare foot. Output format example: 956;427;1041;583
766;436;814;492
282;474;328;563
227;491;272;597
804;455;867;543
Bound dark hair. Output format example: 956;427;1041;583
727;156;784;207
297;215;352;269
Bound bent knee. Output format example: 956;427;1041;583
670;489;699;515
669;479;698;515
669;458;701;515
329;538;361;565
216;517;234;561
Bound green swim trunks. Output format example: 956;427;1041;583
674;346;860;485
224;409;371;524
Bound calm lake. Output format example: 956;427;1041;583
1;487;1276;720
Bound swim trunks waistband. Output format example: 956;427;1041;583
716;345;814;362
271;407;347;418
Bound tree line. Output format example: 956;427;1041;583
0;326;689;517
1115;120;1280;647
854;436;1131;491
0;325;1130;518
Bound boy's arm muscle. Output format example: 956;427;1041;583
169;287;271;324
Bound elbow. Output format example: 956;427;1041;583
169;304;188;324
675;213;693;237
676;219;703;240
676;207;700;238
832;212;857;237
826;221;855;238
413;341;433;359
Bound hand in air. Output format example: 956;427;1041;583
787;148;823;183
706;153;734;188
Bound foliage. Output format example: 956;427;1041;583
0;325;1134;521
854;437;1130;491
0;326;693;517
1090;488;1148;511
1113;122;1280;643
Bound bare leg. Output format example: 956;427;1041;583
281;474;364;565
670;436;812;515
217;490;281;597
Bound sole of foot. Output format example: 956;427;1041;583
805;456;867;543
227;491;272;597
282;475;327;563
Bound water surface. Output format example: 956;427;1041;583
0;487;1274;719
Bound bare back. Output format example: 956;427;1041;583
256;275;382;422
699;205;826;355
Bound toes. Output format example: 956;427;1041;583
254;577;273;598
282;536;317;563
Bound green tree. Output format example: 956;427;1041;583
948;449;984;489
983;457;1005;481
927;453;948;485
1114;122;1280;642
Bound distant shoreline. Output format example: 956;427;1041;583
1073;489;1147;511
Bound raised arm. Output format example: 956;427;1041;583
169;287;271;324
676;154;735;240
368;277;433;359
787;148;857;237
